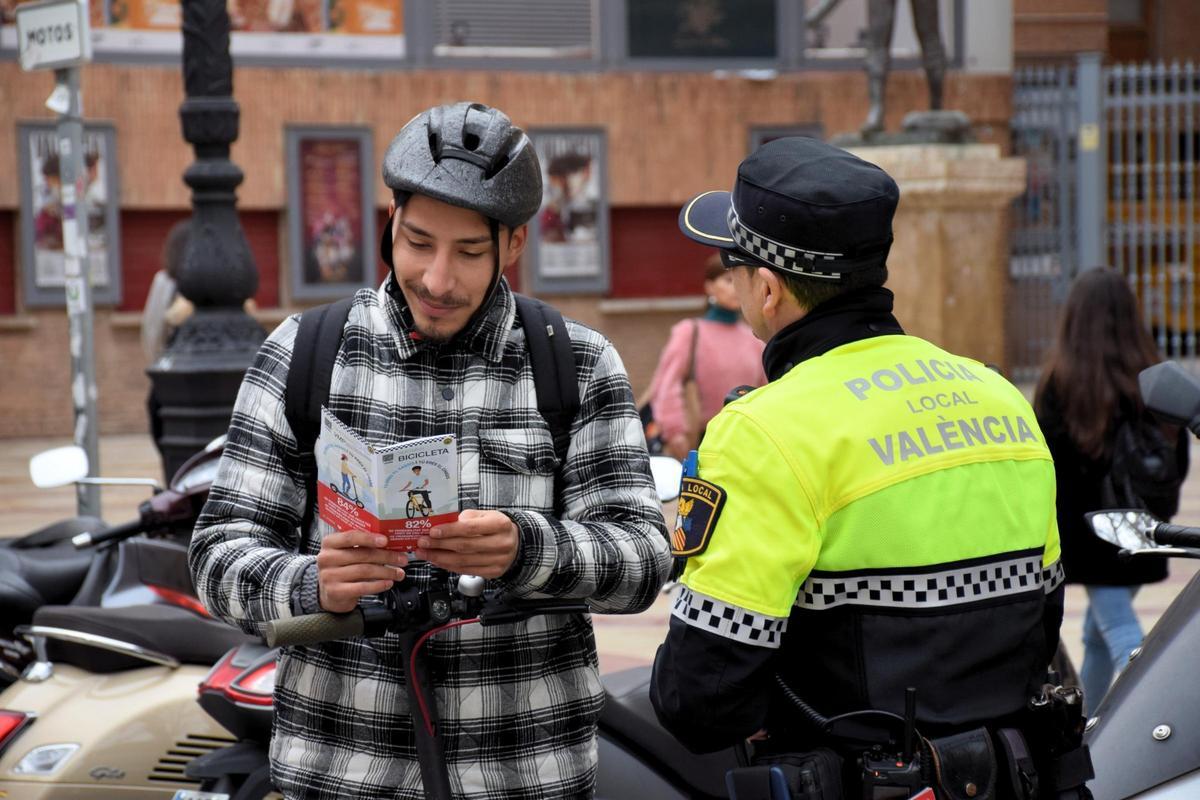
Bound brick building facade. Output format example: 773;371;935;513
0;0;1194;440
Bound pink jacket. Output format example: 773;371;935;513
649;317;766;440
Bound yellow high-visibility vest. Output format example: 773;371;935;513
679;334;1060;624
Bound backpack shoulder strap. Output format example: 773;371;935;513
513;293;580;465
285;296;354;548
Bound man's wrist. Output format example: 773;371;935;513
290;559;322;616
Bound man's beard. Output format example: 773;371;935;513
402;280;472;343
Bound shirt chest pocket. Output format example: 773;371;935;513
477;427;559;512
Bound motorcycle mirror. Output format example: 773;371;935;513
1139;362;1200;434
1085;509;1160;551
29;446;89;488
649;456;683;502
169;437;226;493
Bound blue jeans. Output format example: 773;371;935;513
1081;585;1143;714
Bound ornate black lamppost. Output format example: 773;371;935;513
147;0;266;480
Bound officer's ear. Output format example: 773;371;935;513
756;267;785;321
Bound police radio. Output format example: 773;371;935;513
858;688;929;799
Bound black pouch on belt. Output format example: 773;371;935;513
927;727;998;800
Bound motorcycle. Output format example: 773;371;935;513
0;602;259;799
1079;360;1200;800
0;437;261;799
0;438;223;684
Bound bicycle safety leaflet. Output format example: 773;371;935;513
315;407;460;550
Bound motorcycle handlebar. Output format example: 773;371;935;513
71;519;146;549
1154;523;1200;550
265;610;365;648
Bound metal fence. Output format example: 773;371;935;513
1009;55;1200;381
1010;63;1079;382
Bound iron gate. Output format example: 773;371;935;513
1009;55;1200;381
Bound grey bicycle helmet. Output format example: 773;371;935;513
382;102;542;229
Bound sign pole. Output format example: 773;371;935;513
18;0;100;516
55;65;101;517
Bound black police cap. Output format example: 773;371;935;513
679;137;899;281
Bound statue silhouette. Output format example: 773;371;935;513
807;0;947;135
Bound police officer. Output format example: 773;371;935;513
650;137;1067;790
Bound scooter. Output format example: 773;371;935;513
1078;360;1200;800
0;438;223;684
0;437;259;798
0;602;259;798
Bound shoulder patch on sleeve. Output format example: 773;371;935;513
671;477;727;557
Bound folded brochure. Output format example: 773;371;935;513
316;407;460;550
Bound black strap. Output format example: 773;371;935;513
513;293;580;466
995;728;1039;800
285;296;354;551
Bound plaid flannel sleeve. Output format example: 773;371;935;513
188;318;317;635
499;334;672;613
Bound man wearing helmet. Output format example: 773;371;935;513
191;102;670;799
650;138;1075;796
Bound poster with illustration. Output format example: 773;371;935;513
286;127;376;301
530;130;609;294
18;123;122;307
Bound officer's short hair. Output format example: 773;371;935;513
777;264;889;311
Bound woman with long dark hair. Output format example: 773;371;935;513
1034;268;1189;712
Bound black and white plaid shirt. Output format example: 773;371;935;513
189;278;671;799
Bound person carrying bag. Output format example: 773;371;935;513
643;255;765;460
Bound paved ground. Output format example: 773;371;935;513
3;432;1198;677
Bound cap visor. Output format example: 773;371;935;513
678;190;737;249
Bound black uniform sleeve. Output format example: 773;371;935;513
1043;581;1064;668
650;614;776;754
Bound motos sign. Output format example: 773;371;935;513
16;0;92;71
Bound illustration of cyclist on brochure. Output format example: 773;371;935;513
316;407;460;551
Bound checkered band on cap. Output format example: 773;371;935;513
795;552;1059;612
672;585;789;649
727;207;844;281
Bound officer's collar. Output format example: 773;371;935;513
761;286;904;380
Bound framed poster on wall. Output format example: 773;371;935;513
17;122;122;308
528;129;609;295
285;126;376;302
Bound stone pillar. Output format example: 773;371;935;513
845;143;1026;374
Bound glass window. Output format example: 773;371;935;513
627;0;777;60
805;0;956;62
1107;0;1143;25
432;0;595;59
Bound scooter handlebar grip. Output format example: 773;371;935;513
1153;523;1200;549
265;610;364;647
73;519;146;549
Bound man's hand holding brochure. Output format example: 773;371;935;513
316;407;460;551
314;408;520;584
